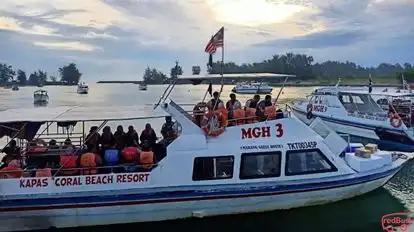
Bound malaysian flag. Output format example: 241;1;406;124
205;27;224;54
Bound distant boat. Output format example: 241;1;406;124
77;82;89;94
139;83;148;91
37;83;44;87
232;81;273;94
33;89;49;104
11;84;19;91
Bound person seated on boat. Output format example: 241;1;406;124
85;126;100;152
207;91;224;111
257;95;273;121
140;123;157;148
1;140;20;158
226;93;242;125
193;102;208;127
100;126;116;156
35;160;52;177
245;94;261;108
125;125;139;147
48;139;59;150
62;138;76;154
160;116;177;146
113;125;126;150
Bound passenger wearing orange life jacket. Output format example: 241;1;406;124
245;95;261;124
207;91;224;111
257;95;273;121
0;166;22;179
35;160;52;177
80;152;101;175
226;93;242;126
59;155;79;176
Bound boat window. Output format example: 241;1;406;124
192;156;234;181
285;149;337;176
338;93;383;113
239;151;281;179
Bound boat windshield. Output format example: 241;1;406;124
338;93;383;113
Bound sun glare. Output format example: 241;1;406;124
211;0;305;26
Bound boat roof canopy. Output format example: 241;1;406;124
0;105;156;123
177;73;296;84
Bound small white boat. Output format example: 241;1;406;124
77;82;89;94
0;72;411;232
139;82;148;90
232;81;273;94
33;89;49;104
290;80;414;152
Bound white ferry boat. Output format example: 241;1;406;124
290;82;414;152
0;73;411;231
232;81;273;94
33;89;49;104
139;82;148;91
77;82;89;94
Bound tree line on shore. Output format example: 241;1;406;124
143;53;414;84
0;63;82;86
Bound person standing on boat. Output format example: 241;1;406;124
140;123;157;148
113;125;126;150
85;126;100;152
207;91;224;110
125;125;139;147
1;140;20;158
161;116;177;146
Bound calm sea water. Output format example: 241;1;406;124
1;84;413;232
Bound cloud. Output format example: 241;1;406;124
0;0;413;82
33;41;101;52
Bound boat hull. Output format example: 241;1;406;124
139;86;148;90
77;88;88;94
291;107;414;152
0;166;402;231
33;95;49;104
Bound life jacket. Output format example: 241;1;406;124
104;149;120;166
80;153;99;175
122;147;138;163
36;168;52;177
59;155;79;175
8;159;21;168
0;167;22;178
245;108;258;123
140;151;154;169
264;106;277;120
232;108;246;125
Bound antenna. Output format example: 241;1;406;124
335;78;341;88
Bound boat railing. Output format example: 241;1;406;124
0;163;158;178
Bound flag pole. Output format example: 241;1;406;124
219;27;224;94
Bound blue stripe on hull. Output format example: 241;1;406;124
291;107;414;152
0;166;402;212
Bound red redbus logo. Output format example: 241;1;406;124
381;212;412;232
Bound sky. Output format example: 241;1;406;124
0;0;413;81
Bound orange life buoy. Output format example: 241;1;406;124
201;109;228;137
390;114;402;128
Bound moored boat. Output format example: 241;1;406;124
139;82;147;90
11;84;19;91
290;82;414;152
0;73;411;231
232;81;273;94
33;89;49;105
77;82;89;94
